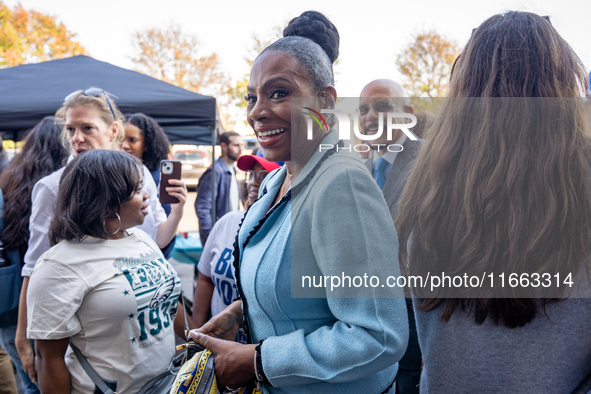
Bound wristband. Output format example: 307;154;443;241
254;339;270;386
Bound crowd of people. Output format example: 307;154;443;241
0;8;590;394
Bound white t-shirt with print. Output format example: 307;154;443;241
197;210;247;343
27;228;180;394
198;210;244;316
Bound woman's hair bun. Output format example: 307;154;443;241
283;11;339;63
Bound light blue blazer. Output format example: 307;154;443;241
234;131;409;394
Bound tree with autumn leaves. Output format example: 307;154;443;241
130;23;238;129
131;24;225;95
396;30;460;98
0;1;86;67
129;24;285;131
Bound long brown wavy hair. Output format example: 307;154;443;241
395;11;591;328
0;117;68;257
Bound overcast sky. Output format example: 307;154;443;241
6;0;591;124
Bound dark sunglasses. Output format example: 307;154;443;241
64;88;117;120
245;170;270;184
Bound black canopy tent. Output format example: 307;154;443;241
0;55;223;228
0;55;218;145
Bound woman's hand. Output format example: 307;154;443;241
167;179;187;215
155;178;188;248
15;331;36;383
195;300;243;340
190;333;256;388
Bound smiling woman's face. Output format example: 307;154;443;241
118;170;150;232
246;50;317;163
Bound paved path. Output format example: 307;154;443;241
178;191;198;233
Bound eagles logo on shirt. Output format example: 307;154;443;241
114;253;181;347
150;277;176;309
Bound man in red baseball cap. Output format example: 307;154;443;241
193;155;280;333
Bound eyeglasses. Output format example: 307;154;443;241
64;88;117;120
245;170;270;184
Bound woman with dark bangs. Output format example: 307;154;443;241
27;150;185;393
395;12;591;392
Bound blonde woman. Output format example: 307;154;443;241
16;88;188;382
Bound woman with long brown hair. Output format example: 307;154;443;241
27;150;185;393
396;11;591;392
0;117;67;394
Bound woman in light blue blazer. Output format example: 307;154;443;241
191;11;409;394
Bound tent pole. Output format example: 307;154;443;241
210;123;217;232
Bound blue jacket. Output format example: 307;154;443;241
195;157;237;246
233;131;409;394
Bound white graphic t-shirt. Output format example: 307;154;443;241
27;229;181;394
198;210;247;343
198;210;244;316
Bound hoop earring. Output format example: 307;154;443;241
109;213;121;235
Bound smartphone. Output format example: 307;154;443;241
159;160;182;204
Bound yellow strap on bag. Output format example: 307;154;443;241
170;349;217;394
169;348;263;394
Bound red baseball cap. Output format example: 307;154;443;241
237;155;281;172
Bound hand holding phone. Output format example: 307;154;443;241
159;160;182;204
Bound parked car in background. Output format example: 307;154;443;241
172;146;210;190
